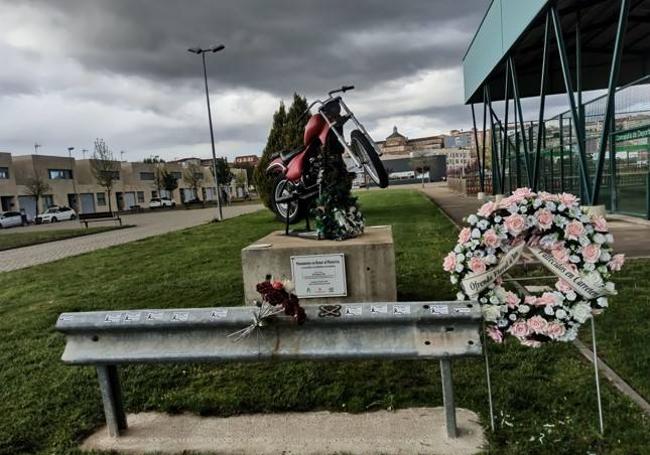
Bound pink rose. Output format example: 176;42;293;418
486;326;503;343
520;339;542;348
504;214;526;236
482;229;500;248
469;256;486;274
546;322;566;340
505;291;520;309
608;253;625;272
538;191;558;202
592;215;608;232
551;246;570;264
555;279;573;293
581;243;601;264
272;280;284;290
535;209;554;230
524;295;537;305
458;227;471;244
442;252;457;272
527;315;548;334
509;320;530;338
478;201;497;218
513;187;535;199
535;292;557;307
558;192;578;207
565;220;585;240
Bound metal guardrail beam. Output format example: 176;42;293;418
57;301;482;439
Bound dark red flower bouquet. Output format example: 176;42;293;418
255;275;306;324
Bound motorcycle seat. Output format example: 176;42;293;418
280;146;304;163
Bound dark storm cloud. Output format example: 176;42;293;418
24;0;486;96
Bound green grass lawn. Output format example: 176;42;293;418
1;190;650;454
0;226;128;251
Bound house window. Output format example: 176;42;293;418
48;169;73;180
96;193;106;206
171;171;182;180
43;195;54;208
0;167;8;179
140;172;155;180
137;191;145;203
151;190;158;198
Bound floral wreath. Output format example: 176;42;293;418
443;188;625;348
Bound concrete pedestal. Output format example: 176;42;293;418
241;225;397;305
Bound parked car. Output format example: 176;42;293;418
0;211;24;228
149;197;176;209
35;206;77;224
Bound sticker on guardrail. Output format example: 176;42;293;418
104;313;123;323
370;304;388;314
210;309;228;319
318;305;341;317
432;305;449;315
171;312;189;321
344;305;362;316
392;304;411;315
146;312;164;321
124;312;141;322
454;307;471;314
58;315;73;321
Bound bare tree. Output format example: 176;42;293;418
91;138;120;213
183;162;204;202
153;163;167;197
410;150;430;188
24;171;51;214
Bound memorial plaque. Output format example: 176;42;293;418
290;253;347;298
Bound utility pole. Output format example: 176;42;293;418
34;143;41;155
68;147;79;212
188;44;225;221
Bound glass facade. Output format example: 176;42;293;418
48;169;73;180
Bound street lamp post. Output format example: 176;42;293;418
68;147;79;212
188;44;225;221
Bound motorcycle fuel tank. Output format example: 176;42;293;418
303;114;330;146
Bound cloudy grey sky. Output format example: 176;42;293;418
0;0;493;161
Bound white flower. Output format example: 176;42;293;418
597;297;609;308
456;292;466;301
497;318;509;327
479;297;487;303
483;305;501;322
546;201;557;211
569;255;581;263
508;313;517;321
559;327;578;342
599;251;611;262
478;220;489;230
565;291;577;301
586;271;604;286
454;245;462;253
533;199;543;208
471;228;481;239
455;264;464;273
554;215;568;227
544;305;555;316
494;216;502;223
584;263;595;272
485;254;497;265
450;275;458;284
557;203;567;212
571;303;592;323
555;309;568;319
489;295;501;305
282;279;295;293
507;205;518;214
520;205;528;214
467;214;478;225
579;236;590;246
518;304;530;314
457;254;466;262
605;281;616;294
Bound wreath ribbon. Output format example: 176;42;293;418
461;242;614;300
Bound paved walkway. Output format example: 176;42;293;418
420;183;650;259
0;204;262;272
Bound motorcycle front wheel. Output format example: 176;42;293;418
272;176;307;224
350;129;389;188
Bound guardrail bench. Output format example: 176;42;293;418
56;301;482;439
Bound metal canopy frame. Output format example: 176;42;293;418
467;0;635;204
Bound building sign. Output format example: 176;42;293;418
613;125;650;143
290;253;347;298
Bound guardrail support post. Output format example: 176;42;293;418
97;365;127;437
440;358;457;438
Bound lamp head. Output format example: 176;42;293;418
210;44;225;53
188;47;203;54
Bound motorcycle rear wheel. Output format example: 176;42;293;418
350;129;389;188
272;176;308;224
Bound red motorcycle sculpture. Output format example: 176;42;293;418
266;86;388;224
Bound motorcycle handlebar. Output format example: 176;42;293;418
328;85;355;96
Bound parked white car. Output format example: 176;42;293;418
149;197;176;209
35;206;77;224
0;211;24;228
